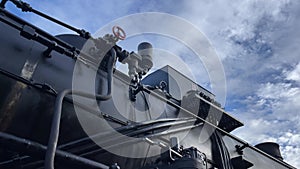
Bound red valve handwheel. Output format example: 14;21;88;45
112;25;126;40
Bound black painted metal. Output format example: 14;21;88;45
231;156;253;169
0;0;8;8
0;8;79;56
0;132;109;169
0;2;297;169
44;49;115;169
3;0;91;38
255;142;283;161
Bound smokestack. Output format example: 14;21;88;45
255;142;283;160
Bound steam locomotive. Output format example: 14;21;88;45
0;0;297;169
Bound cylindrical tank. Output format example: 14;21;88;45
0;19;178;168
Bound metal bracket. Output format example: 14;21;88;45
235;144;248;155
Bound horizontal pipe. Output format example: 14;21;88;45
0;132;109;169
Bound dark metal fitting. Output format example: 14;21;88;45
43;41;57;58
20;25;36;39
11;0;32;12
109;163;120;169
235;144;248;155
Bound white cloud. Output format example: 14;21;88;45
281;145;300;168
286;62;300;83
232;78;300;167
278;131;300;168
257;82;299;99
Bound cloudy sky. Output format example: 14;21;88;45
5;0;300;167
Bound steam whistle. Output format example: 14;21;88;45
122;42;153;101
122;42;153;80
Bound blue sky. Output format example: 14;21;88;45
5;0;300;167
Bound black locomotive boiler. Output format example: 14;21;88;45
0;1;297;169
